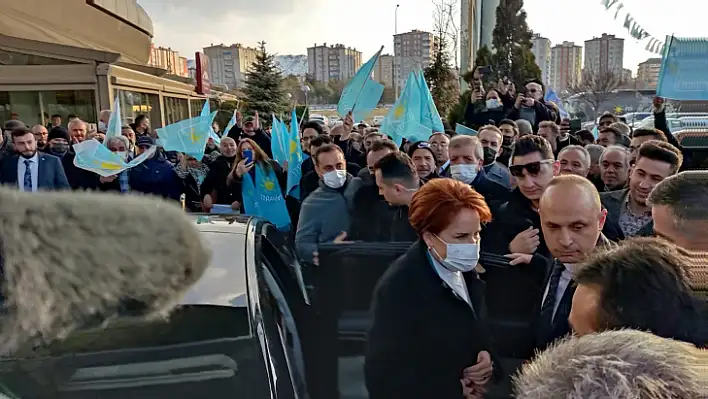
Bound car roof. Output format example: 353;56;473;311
181;215;252;307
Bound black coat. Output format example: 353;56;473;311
365;241;499;399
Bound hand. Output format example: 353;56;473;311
312;251;319;266
235;110;243;126
463;351;493;386
343;111;354;133
524;97;535;107
461;380;486;399
230;200;241;211
282;160;289;171
508;226;540;254
653;96;665;113
471;89;484;101
99;175;117;183
473;66;483;80
505;253;533;266
497;79;509;94
254;111;260;130
333;231;351;244
202;194;214;212
234;159;254;177
514;94;525;109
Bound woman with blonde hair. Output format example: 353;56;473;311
226;138;291;230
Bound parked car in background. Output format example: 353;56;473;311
372;116;385;126
308;114;327;125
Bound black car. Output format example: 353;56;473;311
0;215;309;399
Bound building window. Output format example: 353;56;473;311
0;90;97;126
115;89;161;129
164;97;189;125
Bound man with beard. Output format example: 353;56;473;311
601;140;682;242
0;126;70;191
478;125;513;189
31;125;48;151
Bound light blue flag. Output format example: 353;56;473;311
592;126;599;139
270;115;289;165
455;123;478;135
286;108;305;200
382;71;426;146
156;114;211;160
105;97;122;146
224;112;238;134
73;139;156;177
337;46;385;122
544;89;570;119
416;70;445;133
200;102;221;145
657;36;708;101
241;163;291;231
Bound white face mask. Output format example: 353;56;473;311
323;169;347;189
98;121;108;130
116;151;128;161
450;164;478;184
431;235;480;273
485;98;502;109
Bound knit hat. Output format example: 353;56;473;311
47;126;71;143
407;141;436;159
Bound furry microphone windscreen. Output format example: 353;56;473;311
0;187;210;356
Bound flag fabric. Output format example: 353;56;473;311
337;46;385;123
156;114;211;160
270;115;289;165
544;89;569;119
73;138;156;177
417;71;445;133
286;108;305;200
455;124;478;135
657;36;708;101
105;97;122;145
241;163;291;231
199;102;221;145
382;70;444;146
224;112;238;134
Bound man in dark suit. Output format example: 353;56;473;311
0;127;70;191
508;175;611;350
601;140;683;242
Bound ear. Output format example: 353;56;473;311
421;230;434;249
552;160;561;176
598;208;608;230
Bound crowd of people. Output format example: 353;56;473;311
1;73;707;398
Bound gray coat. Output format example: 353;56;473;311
295;175;357;263
600;189;653;241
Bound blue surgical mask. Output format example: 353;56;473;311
430;234;480;273
450;164;478;184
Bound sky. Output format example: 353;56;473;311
139;0;704;74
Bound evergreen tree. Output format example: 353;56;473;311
242;41;288;120
424;35;460;118
490;0;541;86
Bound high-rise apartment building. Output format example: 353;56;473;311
584;33;624;77
307;43;362;83
148;44;188;77
393;30;438;92
203;43;259;90
531;34;552;86
550;41;583;91
373;54;395;88
637;57;662;89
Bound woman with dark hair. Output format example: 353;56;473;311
131;115;150;136
365;178;499;399
464;85;515;130
570;237;708;347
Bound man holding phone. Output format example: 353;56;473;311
508;80;554;133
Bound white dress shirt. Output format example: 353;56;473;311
430;257;473;309
17;153;39;192
438;159;450;175
541;263;576;321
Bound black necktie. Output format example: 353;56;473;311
540;262;565;325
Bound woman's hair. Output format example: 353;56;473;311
485;88;500;100
232;138;272;173
409;178;492;235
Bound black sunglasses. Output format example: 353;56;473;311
509;159;554;178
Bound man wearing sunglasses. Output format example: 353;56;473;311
482;135;559;261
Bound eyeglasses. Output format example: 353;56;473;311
509;159;554;178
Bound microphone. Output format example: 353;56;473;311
0;187;210;355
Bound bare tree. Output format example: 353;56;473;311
567;71;623;117
432;0;459;69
